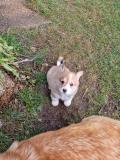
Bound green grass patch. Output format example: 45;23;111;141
28;0;120;106
19;87;46;113
34;48;48;65
97;48;120;100
34;72;47;85
0;132;12;152
0;106;43;152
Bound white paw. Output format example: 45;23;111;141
52;100;59;106
64;100;72;107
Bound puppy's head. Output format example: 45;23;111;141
59;70;83;96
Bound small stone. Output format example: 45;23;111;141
42;63;48;67
38;118;42;122
30;47;37;53
0;84;5;97
20;75;27;81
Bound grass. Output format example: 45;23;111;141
0;0;120;152
0;33;48;152
1;34;24;53
0;107;43;152
19;87;46;112
26;0;120;107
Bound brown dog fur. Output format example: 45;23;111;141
0;116;120;160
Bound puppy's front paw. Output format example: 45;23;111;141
64;100;71;107
52;100;59;106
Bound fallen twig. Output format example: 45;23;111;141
82;88;88;99
14;58;35;64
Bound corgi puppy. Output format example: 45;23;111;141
1;116;120;160
47;57;83;106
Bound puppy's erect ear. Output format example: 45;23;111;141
57;57;65;72
76;71;83;80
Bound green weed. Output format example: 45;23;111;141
34;72;47;85
0;132;12;152
1;34;24;53
19;87;46;113
0;37;19;77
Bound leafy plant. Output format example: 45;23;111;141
0;37;19;77
1;34;24;53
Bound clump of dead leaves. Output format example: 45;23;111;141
0;71;24;107
0;71;15;106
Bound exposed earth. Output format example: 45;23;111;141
0;0;50;31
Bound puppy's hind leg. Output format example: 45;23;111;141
51;94;59;106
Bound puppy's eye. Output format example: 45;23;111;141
70;83;73;86
61;80;64;84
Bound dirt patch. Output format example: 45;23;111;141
40;103;82;132
0;0;51;31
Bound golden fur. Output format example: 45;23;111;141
1;116;120;160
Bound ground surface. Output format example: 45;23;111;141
0;0;120;152
0;0;50;31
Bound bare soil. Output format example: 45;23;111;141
0;0;50;31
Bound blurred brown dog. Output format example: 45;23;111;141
1;116;120;160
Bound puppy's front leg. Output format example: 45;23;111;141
51;94;59;106
64;98;73;107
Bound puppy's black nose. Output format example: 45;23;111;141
63;89;67;93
